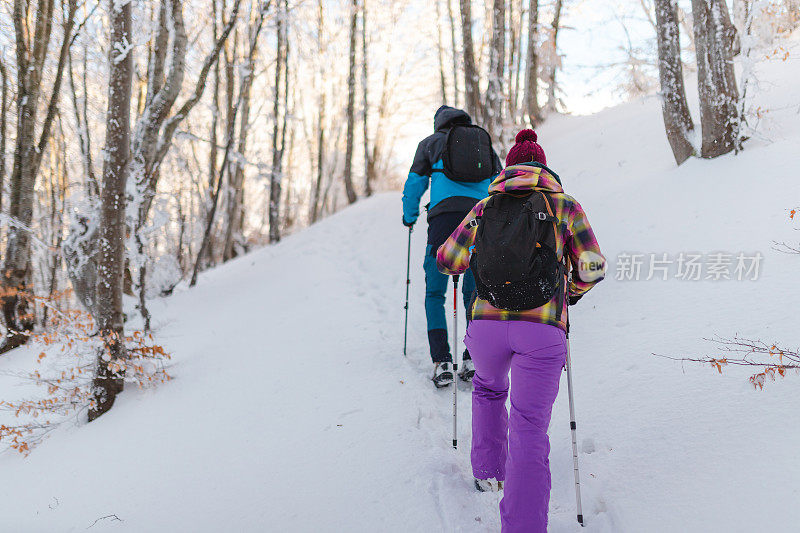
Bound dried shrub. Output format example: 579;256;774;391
0;293;170;455
655;336;799;390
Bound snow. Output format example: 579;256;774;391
2;38;800;532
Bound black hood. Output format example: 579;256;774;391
434;106;472;131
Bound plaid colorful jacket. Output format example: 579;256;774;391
436;163;605;332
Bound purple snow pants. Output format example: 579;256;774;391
464;320;567;533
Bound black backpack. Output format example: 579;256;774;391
442;125;495;183
469;191;567;314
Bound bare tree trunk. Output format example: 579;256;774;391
459;0;481;121
192;125;236;286
89;0;133;422
435;0;449;104
692;0;740;158
309;0;325;224
125;0;241;329
280;78;294;231
485;0;505;140
220;27;239;261
132;0;241;229
310;94;326;224
68;46;99;197
279;0;291;216
130;0;188;331
320;119;346;218
224;2;262;259
362;0;372;196
655;0;696;165
62;41;100;318
176;193;187;275
507;0;519;122
207;0;221;266
222;22;237;257
525;0;542;126
269;0;289;243
368;66;388;180
342;0;359;205
0;58;7;214
447;0;460;106
514;4;525;125
192;1;270;285
2;0;78;354
545;0;563;113
44;121;68;326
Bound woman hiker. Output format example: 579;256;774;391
436;129;605;532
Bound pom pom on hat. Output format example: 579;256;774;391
506;129;546;167
515;129;538;143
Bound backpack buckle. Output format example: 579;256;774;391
536;212;548;221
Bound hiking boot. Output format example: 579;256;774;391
432;362;454;388
458;358;475;382
474;478;504;492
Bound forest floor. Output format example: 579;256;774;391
1;37;800;533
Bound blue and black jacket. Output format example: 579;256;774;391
402;107;503;235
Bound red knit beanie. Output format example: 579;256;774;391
505;129;546;167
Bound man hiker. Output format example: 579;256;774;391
401;105;502;388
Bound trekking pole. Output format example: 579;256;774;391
565;328;585;527
403;226;412;357
452;274;459;449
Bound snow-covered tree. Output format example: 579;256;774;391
90;0;134;421
655;0;696;164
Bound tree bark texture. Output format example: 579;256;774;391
269;0;289;243
0;58;7;214
2;0;77;354
525;0;541;126
309;0;325;224
545;0;563;112
342;0;359;205
485;0;505;141
435;0;449;104
191;0;271;285
655;0;696;164
447;0;460;107
459;0;481;121
362;0;372;196
224;2;264;257
692;0;740;158
89;0;133;422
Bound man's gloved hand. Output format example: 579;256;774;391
402;216;415;228
568;294;583;306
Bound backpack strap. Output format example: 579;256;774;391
537;192;561;246
539;191;569;322
523;194;558;223
520;194;554;249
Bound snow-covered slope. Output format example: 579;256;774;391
2;41;799;532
